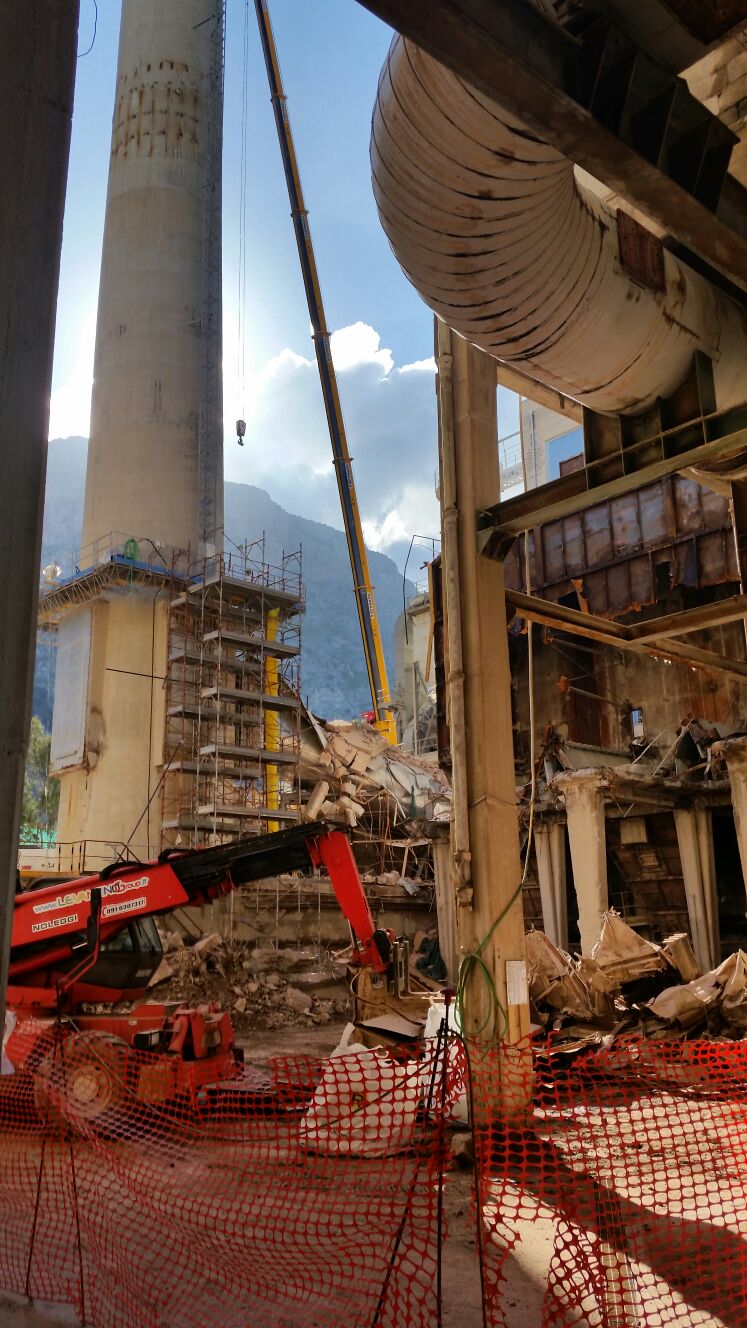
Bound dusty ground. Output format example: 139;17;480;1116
0;1021;531;1328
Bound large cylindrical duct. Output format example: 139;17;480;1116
82;0;223;554
372;37;747;415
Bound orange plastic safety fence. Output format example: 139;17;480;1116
468;1035;747;1328
0;1017;451;1328
6;1019;747;1328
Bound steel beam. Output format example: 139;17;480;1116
496;362;583;423
478;423;747;557
356;0;747;294
628;592;747;642
506;589;747;683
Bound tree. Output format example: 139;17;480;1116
20;716;59;840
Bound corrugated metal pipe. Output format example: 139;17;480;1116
372;37;747;415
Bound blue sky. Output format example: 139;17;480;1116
52;1;518;566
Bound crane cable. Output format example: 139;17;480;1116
236;0;250;445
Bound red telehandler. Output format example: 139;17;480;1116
6;821;395;1124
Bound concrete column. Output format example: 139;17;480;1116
437;322;529;1060
552;770;608;954
673;807;719;972
432;838;459;983
714;736;747;915
0;1;79;1025
54;592;170;858
534;819;568;950
0;0;77;1025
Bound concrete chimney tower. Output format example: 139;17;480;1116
47;0;224;858
84;0;223;551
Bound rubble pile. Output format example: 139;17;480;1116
528;911;747;1051
301;717;450;831
86;933;352;1033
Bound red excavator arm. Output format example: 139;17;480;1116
10;821;388;1006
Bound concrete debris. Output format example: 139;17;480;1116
284;986;313;1014
590;911;667;986
648;952;747;1030
193;932;224;955
530;911;747;1050
661;933;700;983
147;960;175;988
87;935;350;1033
525;929;606;1024
301;715;450;829
448;1132;475;1170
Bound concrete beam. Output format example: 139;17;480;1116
673;807;720;972
552;770;608;955
505;588;747;685
0;1;79;1031
356;0;747;294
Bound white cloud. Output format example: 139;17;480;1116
49;315;96;439
226;323;440;566
330;321;393;374
49;315;441;569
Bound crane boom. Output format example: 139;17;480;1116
254;0;396;744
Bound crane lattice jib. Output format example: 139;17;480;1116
254;0;396;743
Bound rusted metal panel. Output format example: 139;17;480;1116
505;476;736;614
559;452;584;476
560;512;585;579
583;503;614;568
628;556;656;613
616;209;666;293
609;490;642;555
672;475;707;533
637;483;668;547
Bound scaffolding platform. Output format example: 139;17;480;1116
161;539;303;848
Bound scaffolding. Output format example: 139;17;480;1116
161;539;303;846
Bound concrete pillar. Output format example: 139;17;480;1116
0;1;79;1024
432;838;459;983
82;0;222;553
673;807;719;972
552;770;608;954
534;819;568;950
436;322;529;1060
714;736;747;916
53;592;170;859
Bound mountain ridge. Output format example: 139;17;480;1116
35;436;409;725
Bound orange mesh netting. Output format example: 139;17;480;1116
0;1016;450;1328
469;1035;747;1328
3;1018;747;1327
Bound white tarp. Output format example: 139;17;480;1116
50;607;91;771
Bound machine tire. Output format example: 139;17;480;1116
33;1033;131;1135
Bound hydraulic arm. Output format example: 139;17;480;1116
253;0;396;743
10;821;389;1005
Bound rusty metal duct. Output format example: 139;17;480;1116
371;37;747;415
